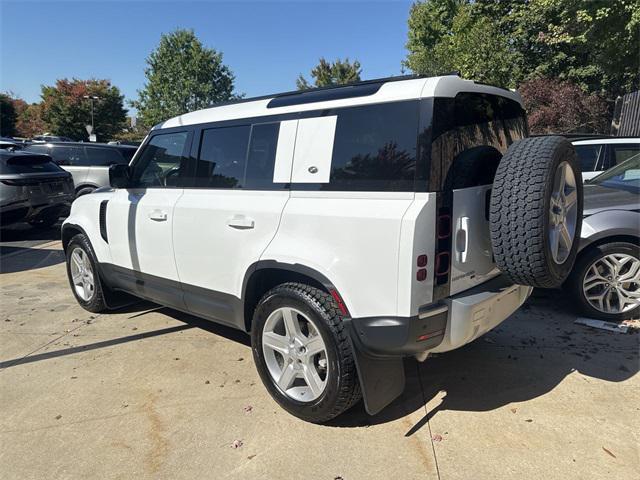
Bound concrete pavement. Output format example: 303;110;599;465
0;237;638;479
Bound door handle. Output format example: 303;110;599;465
456;216;470;263
227;215;255;230
148;210;168;221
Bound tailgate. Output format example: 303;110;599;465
449;185;500;295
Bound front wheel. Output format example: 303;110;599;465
568;242;640;321
251;283;361;423
65;234;108;313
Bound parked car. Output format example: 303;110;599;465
0;150;74;228
31;135;73;143
0;137;20;150
61;74;584;422
24;142;137;197
566;154;640;320
572;136;639;181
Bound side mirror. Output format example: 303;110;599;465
109;164;130;188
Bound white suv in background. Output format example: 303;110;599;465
572;136;639;181
61;75;583;423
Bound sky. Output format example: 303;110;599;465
0;0;413;113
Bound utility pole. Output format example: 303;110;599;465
83;95;100;140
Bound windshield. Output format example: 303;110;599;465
588;152;640;191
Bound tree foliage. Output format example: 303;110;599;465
0;94;18;137
406;0;640;96
519;77;609;135
132;29;239;127
16;102;46;138
40;78;127;141
297;58;362;90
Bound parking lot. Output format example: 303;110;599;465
0;225;638;480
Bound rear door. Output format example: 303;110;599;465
172;121;289;327
436;93;527;295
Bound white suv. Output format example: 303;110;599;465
62;75;583;423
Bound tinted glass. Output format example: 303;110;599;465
24;145;50;155
0;156;61;174
323;101;419;191
245;123;280;189
574;144;602;171
194;126;250;188
50;146;88;166
432;93;527;190
84;147;125;166
130;132;188;188
612;144;640;166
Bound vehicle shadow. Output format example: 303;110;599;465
332;289;639;432
0;247;65;274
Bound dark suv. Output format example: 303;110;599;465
24;142;137;197
0;151;74;228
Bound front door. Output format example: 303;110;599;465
106;130;192;307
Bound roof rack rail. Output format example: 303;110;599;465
204;73;461;111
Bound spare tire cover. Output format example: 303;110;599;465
490;136;583;288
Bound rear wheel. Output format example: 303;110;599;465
568;242;640;321
251;283;361;423
490;136;583;288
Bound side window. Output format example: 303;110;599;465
611;144;640;166
574;145;602;172
130;132;189;188
245;123;280;189
84;147;125;166
193;126;250;188
24;144;50;156
51;146;87;166
322;101;418;191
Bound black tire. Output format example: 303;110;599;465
65;233;108;313
251;282;361;423
490;136;583;288
567;242;640;321
75;186;96;198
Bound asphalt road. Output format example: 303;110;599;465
0;237;638;479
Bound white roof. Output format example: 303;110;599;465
573;138;640;145
154;75;523;130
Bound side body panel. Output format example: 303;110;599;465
261;191;416;319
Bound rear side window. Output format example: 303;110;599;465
194;126;251;188
84;147;126;166
574;144;602;172
322;101;419;191
245;123;280;189
50;146;88;166
611;143;640;166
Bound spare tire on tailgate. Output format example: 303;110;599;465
490;136;583;288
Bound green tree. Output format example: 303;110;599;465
297;58;362;90
405;1;521;87
406;0;639;97
0;93;18;137
132;29;240;127
40;78;127;141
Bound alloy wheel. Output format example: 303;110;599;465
69;247;95;302
582;253;640;314
261;307;328;402
549;161;579;264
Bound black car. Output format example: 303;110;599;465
0;151;75;228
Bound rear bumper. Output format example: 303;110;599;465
0;196;72;225
348;275;532;357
